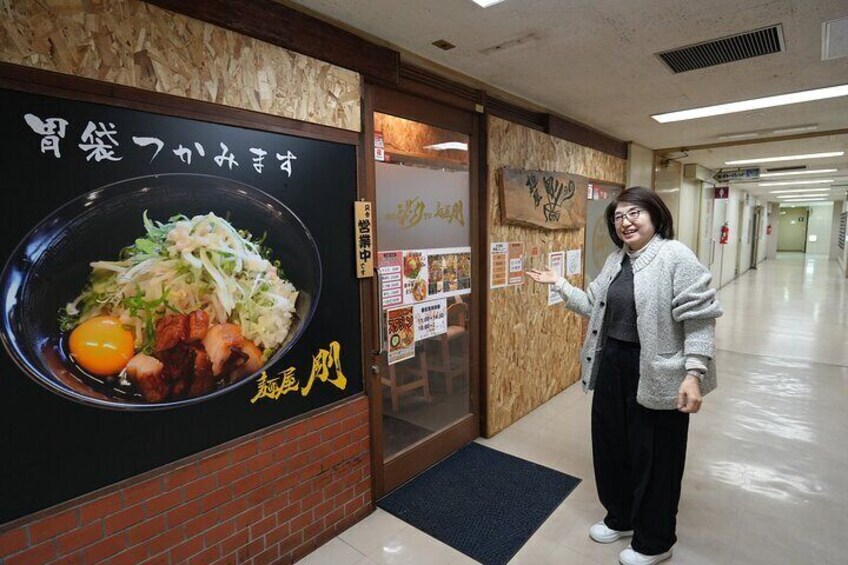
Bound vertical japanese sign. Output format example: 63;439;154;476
547;251;566;306
354;201;374;278
387;306;415;365
378;251;404;309
508;242;525;286
413;299;447;340
490;242;508;288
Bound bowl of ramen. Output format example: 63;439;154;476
0;174;321;410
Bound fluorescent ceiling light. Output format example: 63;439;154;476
423;142;469;151
771;124;819;135
770;188;835;193
471;0;508;7
776;194;830;198
759;179;834;186
779;197;827;202
652;84;848;123
760;168;837;177
725;151;844;165
717;132;761;141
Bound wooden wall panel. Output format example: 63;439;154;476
486;116;625;436
0;0;360;132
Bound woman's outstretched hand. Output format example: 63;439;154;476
677;375;703;413
527;267;559;285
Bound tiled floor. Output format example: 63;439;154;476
301;253;848;565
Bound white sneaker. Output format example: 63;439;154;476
618;546;673;565
588;521;634;543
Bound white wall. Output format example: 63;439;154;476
766;202;780;259
626;143;654;188
654;159;681;233
678;176;700;252
755;201;768;264
806;203;834;255
737;193;754;275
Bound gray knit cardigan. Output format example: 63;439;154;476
555;237;723;409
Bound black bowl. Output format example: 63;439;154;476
0;174;321;410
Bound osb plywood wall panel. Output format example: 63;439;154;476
0;0;361;131
487;116;625;436
375;113;468;169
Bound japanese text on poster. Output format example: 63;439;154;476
490;242;508;288
377;251;404;309
355;201;374;278
547;251;566;306
387;307;415;365
413;299;447;341
508;242;525;286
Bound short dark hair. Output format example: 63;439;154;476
605;186;675;248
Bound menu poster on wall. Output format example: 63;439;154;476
378;251;404;308
402;251;429;304
547;251;566;306
414;299;447;341
508;242;525;285
387;306;415;365
490;242;508;288
567;249;583;276
427;248;472;297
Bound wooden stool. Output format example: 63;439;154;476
381;352;431;412
427;301;469;394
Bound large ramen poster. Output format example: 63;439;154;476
0;87;362;522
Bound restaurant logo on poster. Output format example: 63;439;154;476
387;306;415;365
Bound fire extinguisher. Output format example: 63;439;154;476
720;222;730;245
767;224;772;235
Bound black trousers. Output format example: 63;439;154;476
591;337;690;555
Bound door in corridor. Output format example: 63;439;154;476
367;86;480;497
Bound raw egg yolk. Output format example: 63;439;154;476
69;316;135;376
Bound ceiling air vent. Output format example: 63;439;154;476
657;25;785;73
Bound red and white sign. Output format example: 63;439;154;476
714;186;729;199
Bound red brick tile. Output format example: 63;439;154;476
126;515;166;546
249;514;276;539
289;511;312;534
276;531;302;556
0;527;27;556
199;486;233;514
270;441;298;463
164;464;199;491
257;428;288;451
79;492;123;524
6;541;57;565
233;505;263;531
245;451;274;474
105;543;148;565
271;471;298;496
283;452;309;474
187;544;220;565
288;483;312;503
146;526;185;557
165;498;204;529
297;432;320;452
354;477;371;497
198;451;231;476
229;440;258;464
261;492;289;516
82;532;125;563
145;490;184;516
217;497;251;524
313;499;335;522
216;462;247;486
284;421;309;440
319;422;342;441
253;544;279;565
324;505;344;528
219;529;249;556
183;475;218;502
211;551;239;565
104;504;145;535
301;490;323;512
139;554;170;565
246;483;274;508
56;521;102;553
257;460;287;486
182;511;218;539
202;520;235;548
263;522;290;548
236;537;264;562
230;475;258;498
303;518;323;543
123;478;162;507
297;462;322;483
333;486;356;507
275;501;301;525
169;534;204;565
47;551;84;565
29;510;79;544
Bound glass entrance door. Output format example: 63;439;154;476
368;90;479;496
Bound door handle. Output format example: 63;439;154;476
373;270;385;356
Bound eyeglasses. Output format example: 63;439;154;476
613;208;643;225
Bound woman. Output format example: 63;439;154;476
528;187;722;565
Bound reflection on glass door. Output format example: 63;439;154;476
374;112;473;461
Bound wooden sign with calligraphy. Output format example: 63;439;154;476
498;167;588;230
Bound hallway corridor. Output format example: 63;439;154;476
302;254;848;565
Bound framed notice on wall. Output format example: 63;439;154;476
0;86;363;522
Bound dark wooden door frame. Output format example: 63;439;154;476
363;81;483;498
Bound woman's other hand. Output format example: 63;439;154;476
677;374;703;413
527;267;559;285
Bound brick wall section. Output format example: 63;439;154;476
0;396;372;565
